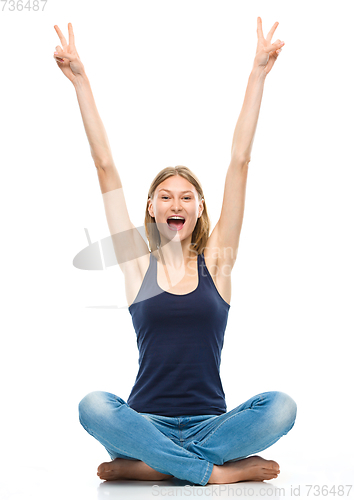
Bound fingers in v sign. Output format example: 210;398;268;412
254;16;285;75
53;23;86;84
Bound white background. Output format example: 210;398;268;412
1;1;353;499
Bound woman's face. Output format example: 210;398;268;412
148;175;204;244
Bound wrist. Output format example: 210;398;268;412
72;72;90;89
250;64;267;81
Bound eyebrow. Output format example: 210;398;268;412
158;189;194;194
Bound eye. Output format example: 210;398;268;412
161;195;191;200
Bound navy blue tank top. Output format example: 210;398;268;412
127;250;231;416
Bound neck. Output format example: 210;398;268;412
157;238;198;269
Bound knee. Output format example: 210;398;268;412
267;391;297;433
78;391;125;426
78;391;104;425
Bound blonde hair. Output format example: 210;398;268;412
144;165;210;256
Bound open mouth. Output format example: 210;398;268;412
166;217;186;231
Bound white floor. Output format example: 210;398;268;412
1;456;353;500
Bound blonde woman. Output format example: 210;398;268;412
53;18;296;486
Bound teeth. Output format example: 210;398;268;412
168;216;185;220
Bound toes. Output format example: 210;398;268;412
97;466;121;481
98;471;113;481
269;460;280;470
97;462;111;475
100;472;113;480
264;471;278;480
97;463;105;474
263;459;280;473
106;472;120;481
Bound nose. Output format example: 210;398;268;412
171;201;183;212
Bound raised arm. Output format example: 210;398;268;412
53;23;149;272
53;23;121;185
208;17;285;269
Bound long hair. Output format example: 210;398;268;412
144;165;210;257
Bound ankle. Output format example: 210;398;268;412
121;459;172;481
208;464;222;484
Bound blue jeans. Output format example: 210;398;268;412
78;390;297;486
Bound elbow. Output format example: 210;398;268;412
94;158;115;170
239;156;251;166
230;155;251;169
231;145;251;163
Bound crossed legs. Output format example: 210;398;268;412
79;391;297;485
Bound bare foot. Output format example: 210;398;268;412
207;455;280;484
97;458;173;481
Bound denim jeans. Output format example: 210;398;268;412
78;390;297;486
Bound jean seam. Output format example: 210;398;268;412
197;407;254;448
200;460;210;485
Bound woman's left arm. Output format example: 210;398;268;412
209;17;285;266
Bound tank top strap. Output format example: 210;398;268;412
199;249;207;275
131;252;161;306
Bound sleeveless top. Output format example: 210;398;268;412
127;250;231;416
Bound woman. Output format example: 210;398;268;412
53;18;296;486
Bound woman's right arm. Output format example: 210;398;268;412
54;23;149;273
72;74;123;193
54;23;121;191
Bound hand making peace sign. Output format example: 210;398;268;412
254;17;285;75
53;23;86;83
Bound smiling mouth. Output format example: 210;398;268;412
166;217;186;231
